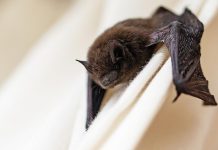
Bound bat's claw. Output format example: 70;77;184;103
172;92;181;103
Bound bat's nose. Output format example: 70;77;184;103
101;71;118;86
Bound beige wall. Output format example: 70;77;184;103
0;0;71;85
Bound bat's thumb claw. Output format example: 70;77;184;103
173;92;181;103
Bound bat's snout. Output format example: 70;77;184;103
101;71;118;88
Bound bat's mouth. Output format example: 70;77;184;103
99;78;123;89
99;79;120;89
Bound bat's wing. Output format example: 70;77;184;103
146;9;217;105
86;76;106;129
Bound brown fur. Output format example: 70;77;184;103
84;7;180;89
87;24;159;88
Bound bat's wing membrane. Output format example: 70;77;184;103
86;76;106;129
146;9;217;105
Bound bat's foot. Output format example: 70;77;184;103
203;95;217;106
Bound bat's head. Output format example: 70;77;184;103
77;39;136;89
77;25;155;89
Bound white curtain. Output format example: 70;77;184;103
0;0;217;150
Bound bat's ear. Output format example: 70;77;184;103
76;60;92;73
109;41;126;64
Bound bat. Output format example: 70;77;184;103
77;7;217;130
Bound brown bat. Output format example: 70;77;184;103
77;7;217;129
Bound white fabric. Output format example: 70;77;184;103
0;0;217;150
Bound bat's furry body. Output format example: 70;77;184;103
77;7;217;129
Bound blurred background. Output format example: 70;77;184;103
0;0;72;85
